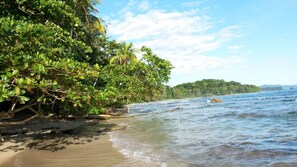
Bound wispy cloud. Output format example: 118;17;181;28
228;45;245;51
182;1;203;8
218;26;243;40
170;54;243;74
106;1;244;74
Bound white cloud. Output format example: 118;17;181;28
228;45;245;51
218;26;242;40
106;2;245;75
182;1;203;8
160;52;243;74
109;10;212;41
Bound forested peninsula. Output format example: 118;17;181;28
163;79;260;99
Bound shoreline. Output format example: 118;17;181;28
0;118;128;167
0;133;126;167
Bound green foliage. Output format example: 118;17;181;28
164;79;260;99
0;16;105;113
261;87;282;91
109;42;138;65
0;0;173;118
102;47;173;104
0;0;108;116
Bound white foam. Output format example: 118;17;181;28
109;132;168;167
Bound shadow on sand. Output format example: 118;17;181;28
0;118;124;152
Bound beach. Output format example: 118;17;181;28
2;90;297;167
0;118;129;167
0;133;126;167
0;116;165;167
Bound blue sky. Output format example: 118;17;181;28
96;0;297;86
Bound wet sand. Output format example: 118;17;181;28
0;134;125;167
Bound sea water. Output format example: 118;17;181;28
109;89;297;167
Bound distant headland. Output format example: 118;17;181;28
163;79;260;99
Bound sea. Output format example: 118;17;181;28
109;89;297;167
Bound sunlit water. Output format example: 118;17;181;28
109;90;297;167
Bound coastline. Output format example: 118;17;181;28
0;134;126;167
0;118;128;167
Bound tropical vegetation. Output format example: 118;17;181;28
0;0;261;122
163;79;260;99
0;0;173;120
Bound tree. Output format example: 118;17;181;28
102;46;173;104
163;79;260;99
0;0;108;120
109;42;138;65
0;0;174;122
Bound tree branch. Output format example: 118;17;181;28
0;114;38;125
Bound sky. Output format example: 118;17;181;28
96;0;297;86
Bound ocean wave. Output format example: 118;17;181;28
109;132;168;167
217;112;266;119
209;143;296;159
239;149;296;159
281;99;297;102
118;90;297;166
238;113;266;118
269;162;297;167
221;111;297;119
286;111;297;115
257;97;277;100
217;111;297;119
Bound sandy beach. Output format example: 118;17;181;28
0;141;25;166
0;118;129;167
0;134;125;167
